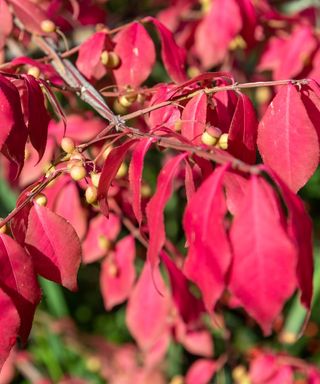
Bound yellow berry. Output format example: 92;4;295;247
201;131;219;146
98;235;110;251
70;165;86;181
107;52;121;69
0;222;7;234
169;375;184;384
85;186;98;204
85;356;101;372
100;50;109;65
256;87;272;105
232;365;247;382
137;93;145;104
61;137;75;154
278;331;297;344
116;162;128;178
229;35;247;50
91;172;101;188
113;99;127;114
218;133;229;150
174;119;182;132
141;184;152;197
119;95;133;108
34;193;47;206
40;20;56;33
187;66;201;78
27;66;41;78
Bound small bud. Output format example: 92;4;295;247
91;172;101;188
278;330;297;345
229;35;247;50
27;66;41;78
107;52;121;69
201;131;218;146
141;184;152;197
174;119;182;132
255;86;272;105
70;165;86;181
85;186;98;204
169;375;184;384
0;221;7;234
218;133;229;150
232;365;247;382
116;162;128;178
187;66;201;78
113;99;127;114
34;193;47;206
40;19;56;33
86;356;101;372
61;137;75;154
119;95;133;108
98;235;110;251
100;50;109;65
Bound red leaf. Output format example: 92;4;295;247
181;92;207;144
183;164;231;312
23;75;50;162
0;289;19;371
7;0;51;35
100;235;135;310
25;204;81;291
54;181;87;240
97;139;138;217
185;359;216;384
76;32;112;80
264;166;314;309
0;234;41;342
146;153;187;268
129;138;154;225
184;159;196;202
257;84;319;192
126;262;170;350
0;0;12;49
229;175;297;334
223;170;249;216
114;22;156;88
145;17;187;83
194;0;242;68
82;213;121;264
161;252;204;325
228;93;258;164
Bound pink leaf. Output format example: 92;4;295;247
100;236;135;310
98;139;138;217
183;164;231;312
257;84;319;192
161;252;204;325
129;138;154;225
228;92;258;164
25;204;81;291
23;75;50;162
54;181;87;240
114;22;156;88
0;234;41;342
185;359;216;384
7;0;51;35
0;289;19;371
76;32;112;80
181;92;207;144
146;153;187;268
82;213;121;264
176;325;213;358
229;175;297;334
0;0;12;49
194;0;242;68
126;262;170;350
145;17;187;83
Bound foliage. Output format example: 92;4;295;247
0;0;320;383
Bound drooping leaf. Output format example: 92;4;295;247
145;17;187;83
146;153;187;269
54;181;87;240
129;138;154;225
126;262;170;351
0;288;20;371
194;0;242;68
100;235;135;310
228;92;258;164
229;175;297;334
114;22;156;88
185;359;216;384
25;204;81;291
97;139;138;217
181;92;207;144
183;164;231;312
82;213;121;264
23;75;50;162
257;84;319;192
0;234;41;342
161;252;204;325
